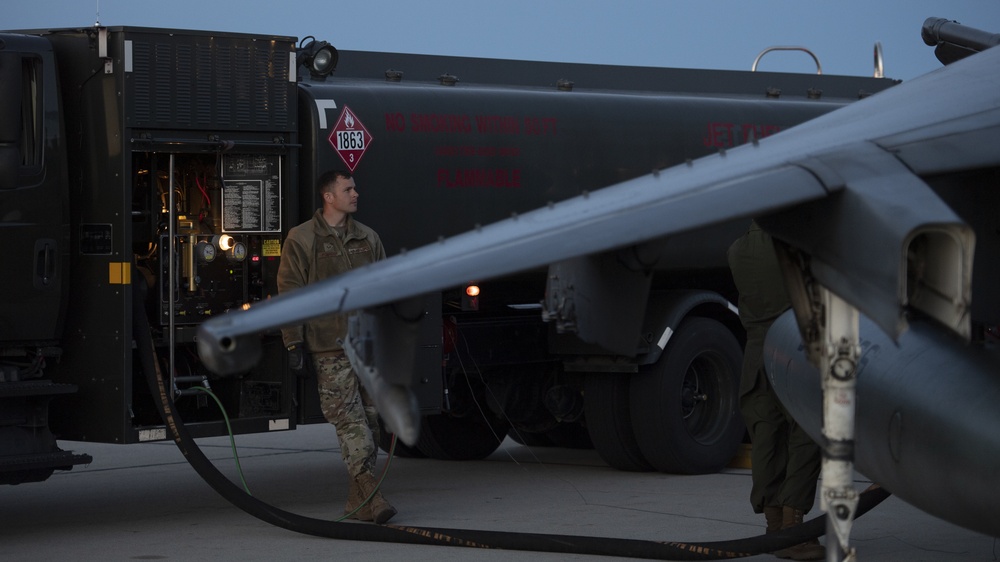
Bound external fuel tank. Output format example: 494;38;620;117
765;310;1000;537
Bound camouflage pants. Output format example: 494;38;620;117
313;352;380;479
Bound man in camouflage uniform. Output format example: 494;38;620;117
727;221;824;560
277;169;396;524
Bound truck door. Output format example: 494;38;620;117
0;46;69;345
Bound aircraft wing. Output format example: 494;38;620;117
199;42;998;378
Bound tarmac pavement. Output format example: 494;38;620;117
1;423;995;561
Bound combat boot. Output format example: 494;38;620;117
342;478;374;521
354;472;397;524
774;506;826;560
764;506;783;533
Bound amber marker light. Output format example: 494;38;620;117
466;285;481;297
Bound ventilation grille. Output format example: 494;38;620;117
128;33;293;131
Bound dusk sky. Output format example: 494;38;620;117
5;1;1000;81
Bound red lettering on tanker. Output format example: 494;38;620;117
329;106;372;172
381;112;554;189
476;115;520;134
524;116;558;135
437;168;522;188
702;122;782;148
409;113;472;133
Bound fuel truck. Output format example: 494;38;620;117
0;25;897;485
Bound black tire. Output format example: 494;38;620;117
416;411;509;460
584;372;654;471
545;422;593;449
507;428;554;447
630;317;744;474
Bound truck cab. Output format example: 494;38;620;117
0;33;69;348
0;33;81;484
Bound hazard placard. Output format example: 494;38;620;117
329;106;372;172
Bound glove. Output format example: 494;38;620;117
286;342;306;375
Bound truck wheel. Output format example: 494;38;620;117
584;373;654;471
629;317;743;474
508;428;554;447
416;412;510;460
545;421;593;449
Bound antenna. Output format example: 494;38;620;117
95;0;101;27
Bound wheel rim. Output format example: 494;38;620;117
680;351;732;445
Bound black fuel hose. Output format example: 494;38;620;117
133;278;889;559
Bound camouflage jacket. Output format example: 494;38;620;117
277;209;385;354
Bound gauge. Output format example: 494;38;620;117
195;241;216;262
228;241;248;262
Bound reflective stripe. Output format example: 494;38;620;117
657;326;674;350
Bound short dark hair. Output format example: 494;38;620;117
316;169;352;194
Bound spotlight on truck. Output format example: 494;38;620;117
297;37;338;80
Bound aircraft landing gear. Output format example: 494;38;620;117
778;246;861;561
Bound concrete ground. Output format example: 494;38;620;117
1;423;995;561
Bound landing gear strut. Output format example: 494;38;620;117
779;246;861;561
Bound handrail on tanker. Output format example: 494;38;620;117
751;46;822;74
873;41;884;78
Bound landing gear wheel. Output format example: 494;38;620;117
630;317;743;474
584;372;653;471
